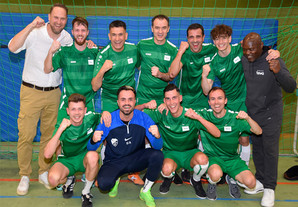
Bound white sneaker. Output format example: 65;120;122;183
17;176;29;195
39;171;52;189
261;188;275;207
244;179;264;194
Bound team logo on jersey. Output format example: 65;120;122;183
125;137;132;145
182;126;190;131
224;126;232;131
233;56;241;64
204;57;211;63
88;59;94;65
220;68;226;73
127;58;133;64
70;61;76;63
256;70;264;75
111;138;118;147
164;55;171;61
87;128;93;135
190;62;194;65
146;53;151;56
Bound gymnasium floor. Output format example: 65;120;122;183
1;156;297;207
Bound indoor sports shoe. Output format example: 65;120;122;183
62;175;76;199
17;176;29;195
261;188;275;207
159;177;173;194
173;172;183;185
39;171;52;189
181;169;191;183
139;188;156;207
206;183;217;200
109;178;120;198
81;193;93;207
56;184;63;191
190;177;206;199
226;175;241;198
128;172;144;185
244;179;264;194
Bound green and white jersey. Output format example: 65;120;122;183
198;109;251;160
52;43;98;111
93;42;138;112
55;112;101;157
207;43;246;111
136;37;178;105
144;107;206;152
179;44;217;109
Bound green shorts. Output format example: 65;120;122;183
56;151;87;176
208;156;249;180
163;148;200;171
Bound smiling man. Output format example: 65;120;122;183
44;17;98;125
92;20;138;112
136;14;178;106
88;85;163;207
8;3;73;195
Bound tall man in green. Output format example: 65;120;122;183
44;17;98;124
92;20;138;112
141;84;221;199
136;14;178;106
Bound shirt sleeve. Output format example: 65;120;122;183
87;121;108;151
274;58;296;93
52;48;63;72
93;49;107;77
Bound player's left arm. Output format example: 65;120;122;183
236;111;262;135
185;108;221;138
151;66;173;82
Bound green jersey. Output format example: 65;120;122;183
208;43;246;111
56;112;100;157
136;37;178;105
93;42;138;112
52;44;98;112
144;107;205;151
179;44;217;109
198;109;251;160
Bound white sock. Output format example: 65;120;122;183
82;178;94;195
142;179;154;192
228;176;237;184
101;144;106;162
65;176;75;186
206;174;220;185
193;163;209;182
161;171;175;179
239;144;251;166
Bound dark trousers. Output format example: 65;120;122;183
97;148;163;191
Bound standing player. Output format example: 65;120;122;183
142;84;220;198
169;23;217;109
44;17;98;124
136;14;178;106
88;86;163;207
92;20;138;112
196;87;262;200
8;3;73;195
44;93;105;207
242;32;296;207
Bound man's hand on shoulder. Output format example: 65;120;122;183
101;111;111;127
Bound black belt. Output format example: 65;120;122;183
22;81;59;91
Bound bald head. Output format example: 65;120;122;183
242;32;264;62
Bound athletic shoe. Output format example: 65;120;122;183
39;171;52;189
139;188;156;207
109;178;120;198
159;177;173;194
81;193;93;207
181;169;191;182
244;179;264;194
226;175;241;198
173;172;183;185
190;177;206;199
128;172;144;185
56;184;63;191
62;176;76;199
81;173;86;182
17;176;29;195
206;183;217;200
261;188;275;207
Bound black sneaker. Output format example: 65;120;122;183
190;177;206;199
81;193;93;207
173;172;183;185
206;183;217;200
62;176;76;199
226;175;241;198
181;169;191;182
159;177;173;194
217;173;227;185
